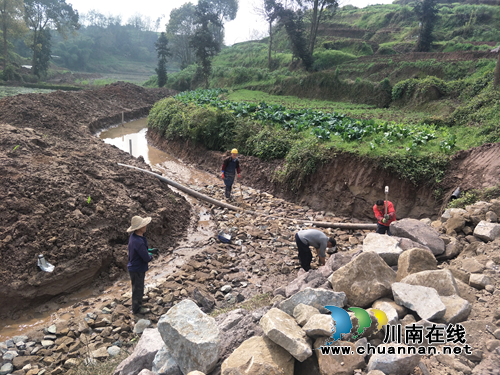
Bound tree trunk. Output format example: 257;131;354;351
309;0;319;54
268;21;272;70
32;29;39;75
494;51;500;88
2;20;7;64
1;3;7;64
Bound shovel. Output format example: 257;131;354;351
235;174;250;209
384;186;389;215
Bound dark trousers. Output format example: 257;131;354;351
376;223;391;236
224;173;235;198
295;233;312;271
129;271;145;313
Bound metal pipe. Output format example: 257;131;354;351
117;163;377;230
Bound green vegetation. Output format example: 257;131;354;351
447;185;500;209
150;88;500;189
0;85;55;99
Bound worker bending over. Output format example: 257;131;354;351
295;229;336;271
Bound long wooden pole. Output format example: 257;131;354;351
117;163;377;230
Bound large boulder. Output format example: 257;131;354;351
371;301;399;326
400;269;459;296
293;304;322;327
362;233;403;266
260;308;313;362
157;299;220;375
439;295;471;324
396;248;437;281
392;283;446;320
441;208;469;223
314;338;366;375
466;201;492;218
279;288;346;316
285;270;326;298
113;328;164;375
152;346;182;375
395;237;432;253
439;239;463;261
302;314;335;338
445;216;466;235
469;273;492;289
366;344;421;375
328;252;396;308
221;336;294;375
390;219;445;255
473;221;500;242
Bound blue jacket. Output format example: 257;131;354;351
127;233;152;272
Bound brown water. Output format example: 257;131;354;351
0;119;219;341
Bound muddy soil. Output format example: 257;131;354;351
441;142;500;194
0;83;191;318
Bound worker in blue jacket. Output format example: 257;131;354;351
127;215;152;315
221;148;241;200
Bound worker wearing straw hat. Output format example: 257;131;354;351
127;215;152;315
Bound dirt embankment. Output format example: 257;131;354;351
0;83;191;319
148;130;440;221
148;130;500;223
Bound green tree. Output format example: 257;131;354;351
278;8;313;71
0;0;25;64
206;0;238;46
255;0;283;70
190;0;221;88
155;32;169;87
53;35;93;70
33;27;51;76
167;2;196;69
23;0;79;76
414;0;438;52
297;0;338;55
494;48;500;88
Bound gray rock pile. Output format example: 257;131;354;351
1;197;499;375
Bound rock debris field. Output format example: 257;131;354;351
0;83;499;375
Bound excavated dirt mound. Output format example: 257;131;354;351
0;83;191;318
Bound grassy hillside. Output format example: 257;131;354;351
144;2;500;200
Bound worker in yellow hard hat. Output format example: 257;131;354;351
221;148;241;200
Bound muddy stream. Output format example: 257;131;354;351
0;119;219;340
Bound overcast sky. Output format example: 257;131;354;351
68;0;394;45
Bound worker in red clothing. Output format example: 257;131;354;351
373;199;396;235
221;148;241;200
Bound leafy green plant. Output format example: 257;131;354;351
447;185;500;209
312;50;357;71
12;145;20;151
439;133;457;153
273;138;332;190
87;196;91;204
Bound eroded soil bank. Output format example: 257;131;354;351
0;83;191;318
148;130;440;220
147;130;500;222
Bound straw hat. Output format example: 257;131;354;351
127;216;152;233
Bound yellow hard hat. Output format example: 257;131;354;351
231;148;238;154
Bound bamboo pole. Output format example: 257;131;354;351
117;163;377;230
